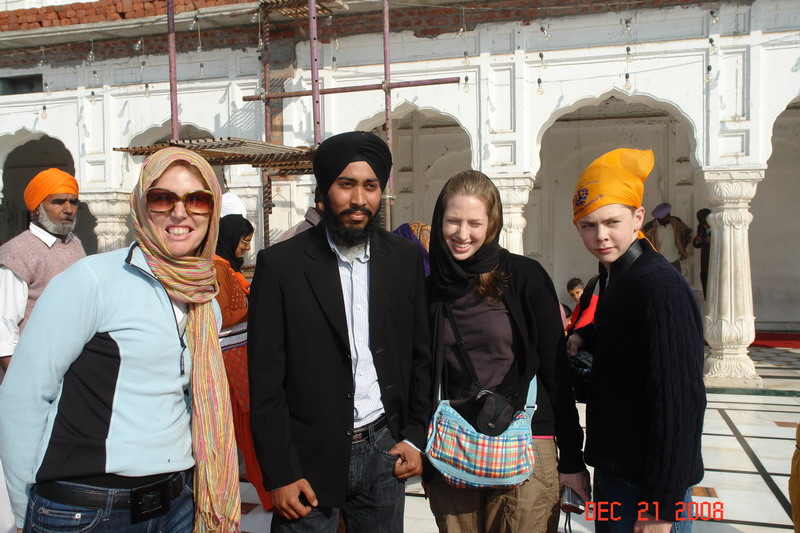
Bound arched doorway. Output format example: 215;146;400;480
357;104;472;228
1;135;98;254
129;123;225;188
750;100;800;331
534;96;702;305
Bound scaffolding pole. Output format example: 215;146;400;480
382;0;393;230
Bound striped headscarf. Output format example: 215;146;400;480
130;147;240;533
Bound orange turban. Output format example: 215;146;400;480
24;168;79;211
572;148;654;224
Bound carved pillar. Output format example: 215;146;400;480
492;174;534;255
702;170;763;388
82;192;131;254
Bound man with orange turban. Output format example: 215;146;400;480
0;168;85;371
567;149;706;533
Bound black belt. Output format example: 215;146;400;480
352;415;388;444
35;470;191;523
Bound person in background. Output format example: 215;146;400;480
0;168;85;372
426;170;589;533
0;147;240;532
692;208;712;298
392;222;431;277
642;202;693;272
565;277;597;332
568;148;705;533
213;213;272;511
279;188;323;243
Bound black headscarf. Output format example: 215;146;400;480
313;131;392;195
215;214;254;272
429;178;504;302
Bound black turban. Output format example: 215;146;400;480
313;131;392;195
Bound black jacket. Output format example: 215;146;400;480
248;225;433;506
431;250;586;474
578;239;705;516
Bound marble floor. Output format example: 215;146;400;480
239;345;800;532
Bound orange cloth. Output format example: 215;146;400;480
221;341;272;511
23;168;79;211
572;148;654;224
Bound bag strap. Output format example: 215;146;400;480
524;375;538;417
443;303;482;391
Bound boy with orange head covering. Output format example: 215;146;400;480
567;149;706;533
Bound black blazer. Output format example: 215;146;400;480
248;225;432;507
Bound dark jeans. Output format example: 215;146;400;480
23;473;193;533
593;468;693;533
272;424;405;533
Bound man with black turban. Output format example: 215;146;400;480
249;131;432;533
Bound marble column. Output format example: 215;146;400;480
492;174;534;255
702;170;763;388
82;192;131;254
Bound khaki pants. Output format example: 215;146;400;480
428;438;560;533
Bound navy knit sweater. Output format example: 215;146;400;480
579;239;706;517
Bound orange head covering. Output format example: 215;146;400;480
23;168;79;211
572;148;654;224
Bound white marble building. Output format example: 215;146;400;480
0;0;798;387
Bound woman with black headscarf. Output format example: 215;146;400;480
213;214;272;511
214;214;254;328
425;171;588;533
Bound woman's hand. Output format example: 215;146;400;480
566;333;584;358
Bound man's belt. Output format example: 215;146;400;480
352;415;388;444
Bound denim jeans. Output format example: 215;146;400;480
592;468;693;533
23;473;193;533
272;424;405;533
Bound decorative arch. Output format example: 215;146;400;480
355;100;472;226
536;89;700;168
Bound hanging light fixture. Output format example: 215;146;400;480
624;73;632;91
706;64;713;84
90;90;96;104
623;18;632;34
40;105;47;119
463;75;470;93
537;78;544;95
709;38;718;54
133;37;143;51
144;83;151;98
539;52;548;69
626;46;633;63
86;39;95;64
462;50;470;67
710;10;719;24
44;82;51;96
540;25;551;41
189;14;198;31
37;46;46;69
200;63;205;78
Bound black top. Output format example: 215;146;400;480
577;239;706;516
430;249;586;474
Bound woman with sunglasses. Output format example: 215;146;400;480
425;171;589;533
0;147;240;533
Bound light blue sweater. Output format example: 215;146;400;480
0;244;220;527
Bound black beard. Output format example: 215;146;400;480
321;202;380;247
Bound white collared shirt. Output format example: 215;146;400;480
326;231;385;427
0;224;77;357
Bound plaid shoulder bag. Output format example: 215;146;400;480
424;305;538;488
